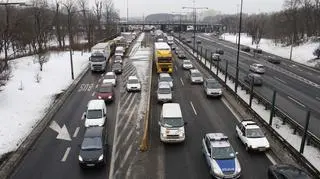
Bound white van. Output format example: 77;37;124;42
159;103;186;143
84;100;107;127
115;46;125;57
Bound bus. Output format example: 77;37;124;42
154;42;173;74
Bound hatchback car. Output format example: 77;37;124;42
182;60;193;70
189;69;203;84
203;78;222;97
114;56;123;64
268;164;311;179
96;83;114;102
202;133;241;178
249;63;265;74
267;56;281;64
126;76;141;92
78;127;107;168
177;51;186;59
103;72;117;86
236;119;270;151
244;73;263;86
159;73;173;88
157;81;172;103
112;63;123;74
212;53;221;61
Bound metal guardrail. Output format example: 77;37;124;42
174;36;320;177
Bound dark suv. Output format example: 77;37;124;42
78;127;107;168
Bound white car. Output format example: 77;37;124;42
249;63;265;74
126;76;141;92
103;72;117;86
182;60;193;70
189;69;203;84
212;53;221;61
158;73;173;88
236;120;270;151
157;82;172;103
203;78;222;97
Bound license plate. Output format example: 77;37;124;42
87;164;95;166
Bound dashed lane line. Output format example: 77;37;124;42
287;96;306;108
73;127;80;138
180;78;184;86
91;92;95;97
61;147;71;162
95;84;98;89
190;101;197;116
81;112;85;120
273;77;287;84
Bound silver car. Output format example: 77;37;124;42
182;60;193;70
249;63;265;74
189;69;203;84
203;79;222;97
157;82;172;103
158;73;173;88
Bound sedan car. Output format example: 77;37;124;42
202;133;241;178
203;78;222;98
114;56;123;64
186;39;192;43
157;81;172;103
182;60;193;70
103;72;117;86
112;63;123;74
253;48;263;54
96;83;114;102
171;44;177;51
244;73;263;86
236;119;270;151
268;164;311;179
241;46;251;52
267;56;281;64
158;73;173;88
177;52;186;59
78;127;106;168
212;53;221;61
189;69;203;84
126;75;141;92
216;49;224;55
250;63;265;74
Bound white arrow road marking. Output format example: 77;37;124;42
49;121;71;141
61;147;71;162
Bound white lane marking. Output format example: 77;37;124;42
175;65;178;71
190;101;197;116
316;96;320;101
108;92;122;179
81;112;85;120
91;92;95;97
61;147;71;162
287;96;306;108
273;77;287;84
101;74;104;77
95;84;98;89
115;105;137;146
221;98;277;164
119;144;133;168
98;78;102;83
73;127;80;138
180;78;184;86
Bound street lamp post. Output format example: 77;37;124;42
0;2;27;68
235;0;243;93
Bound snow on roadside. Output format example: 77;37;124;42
220;33;319;67
176;38;320;171
128;33;152;130
0;51;89;156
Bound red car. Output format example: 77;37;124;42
96;83;114;102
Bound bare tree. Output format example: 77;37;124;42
35;49;49;71
53;0;63;49
94;0;103;40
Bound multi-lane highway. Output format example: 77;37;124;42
178;32;320;138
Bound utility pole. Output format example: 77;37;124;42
235;0;243;93
172;12;187;39
183;0;207;53
0;2;27;68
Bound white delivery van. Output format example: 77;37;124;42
90;42;112;72
159;103;186;143
84;100;107;127
115;46;125;57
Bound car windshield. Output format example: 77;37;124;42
191;72;202;77
246;128;265;138
90;56;105;62
113;64;121;69
81;137;102;150
99;86;112;93
105;75;114;79
184;61;191;65
207;82;222;88
162;117;184;128
128;79;139;84
160;76;172;82
86;109;103;119
158;87;171;94
211;146;236;159
115;57;122;61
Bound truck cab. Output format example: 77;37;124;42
89;52;106;72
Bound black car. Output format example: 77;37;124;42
112;63;122;74
253;48;263;54
78;127;107;168
196;40;201;44
268;164;311;179
216;49;224;55
241;46;251;52
244;73;263;86
267;56;281;64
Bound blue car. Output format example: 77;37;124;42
202;133;241;178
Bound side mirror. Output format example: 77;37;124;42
104;113;106;117
83;112;86;118
184;121;188;125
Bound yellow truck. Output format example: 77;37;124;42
154;42;173;73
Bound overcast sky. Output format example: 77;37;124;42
114;0;285;18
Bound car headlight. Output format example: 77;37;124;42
162;133;167;137
98;154;104;161
78;155;83;162
108;96;112;99
98;96;102;99
213;168;224;176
